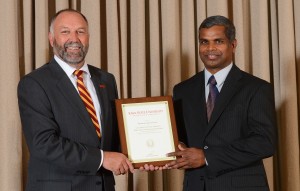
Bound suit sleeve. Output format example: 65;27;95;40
204;82;277;176
18;76;102;175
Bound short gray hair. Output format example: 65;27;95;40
49;9;89;34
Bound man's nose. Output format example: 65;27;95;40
207;43;217;51
69;32;80;42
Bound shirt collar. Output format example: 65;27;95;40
205;63;233;87
54;55;91;78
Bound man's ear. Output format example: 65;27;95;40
48;32;54;47
232;39;237;53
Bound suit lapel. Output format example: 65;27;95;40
89;66;110;147
196;72;209;127
204;65;243;136
49;60;100;143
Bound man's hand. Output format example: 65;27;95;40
102;152;134;175
165;143;206;169
139;164;165;171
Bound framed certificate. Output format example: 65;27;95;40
115;96;179;168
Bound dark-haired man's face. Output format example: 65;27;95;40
198;25;236;74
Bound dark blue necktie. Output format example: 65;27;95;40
206;75;219;121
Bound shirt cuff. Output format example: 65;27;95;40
98;149;104;170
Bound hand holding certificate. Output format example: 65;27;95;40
115;96;179;168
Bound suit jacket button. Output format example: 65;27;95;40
96;181;102;185
204;146;208;150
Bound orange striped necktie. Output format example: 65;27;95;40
73;70;101;138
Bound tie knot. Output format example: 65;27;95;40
74;70;83;77
208;75;217;86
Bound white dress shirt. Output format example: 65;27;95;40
54;55;104;168
203;63;233;165
204;63;233;101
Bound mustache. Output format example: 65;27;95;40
204;51;221;56
64;42;83;49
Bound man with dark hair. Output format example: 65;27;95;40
18;9;134;191
166;15;277;191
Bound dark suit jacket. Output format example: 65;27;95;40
18;59;119;191
173;64;277;191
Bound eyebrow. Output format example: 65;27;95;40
199;37;225;41
58;26;87;30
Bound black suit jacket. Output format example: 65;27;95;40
18;59;119;191
173;64;276;191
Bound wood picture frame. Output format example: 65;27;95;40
115;96;179;168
